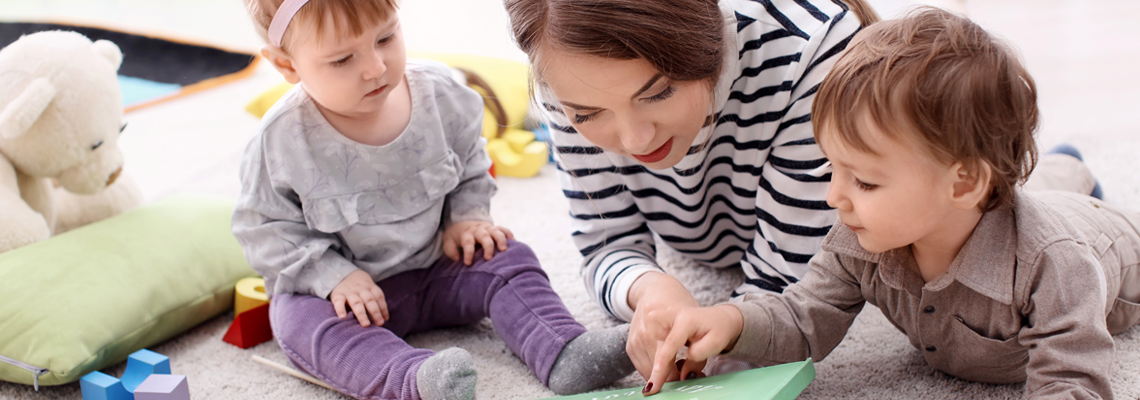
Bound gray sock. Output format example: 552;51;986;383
416;347;477;400
546;324;636;395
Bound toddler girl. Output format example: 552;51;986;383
232;0;634;398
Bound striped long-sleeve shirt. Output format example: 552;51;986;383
538;0;864;321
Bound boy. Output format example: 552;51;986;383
640;7;1140;399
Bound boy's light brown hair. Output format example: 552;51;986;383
244;0;398;51
813;6;1039;211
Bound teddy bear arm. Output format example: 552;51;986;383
0;189;51;252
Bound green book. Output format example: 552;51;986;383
542;359;815;400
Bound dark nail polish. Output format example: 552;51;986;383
642;382;653;394
685;371;698;380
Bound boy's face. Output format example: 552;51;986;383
820;115;961;254
279;12;406;121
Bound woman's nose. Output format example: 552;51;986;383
617;117;655;154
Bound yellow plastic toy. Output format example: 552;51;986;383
244;51;548;178
234;277;268;316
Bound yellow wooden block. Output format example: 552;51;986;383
234;277;269;316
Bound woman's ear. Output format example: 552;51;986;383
261;45;302;84
949;160;993;211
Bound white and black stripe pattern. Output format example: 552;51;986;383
540;0;863;321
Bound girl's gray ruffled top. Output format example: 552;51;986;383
232;60;494;298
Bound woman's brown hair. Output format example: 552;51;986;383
812;6;1039;211
506;0;879;88
243;0;398;51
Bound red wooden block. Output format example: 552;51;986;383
222;302;272;349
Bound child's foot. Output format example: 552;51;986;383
416;347;477;400
1048;143;1104;199
547;324;636;395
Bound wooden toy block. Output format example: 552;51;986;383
133;374;190;400
234;276;269;315
80;371;131;400
120;349;171;393
222;302;273;349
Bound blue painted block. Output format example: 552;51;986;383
79;371;131;400
134;374;190;400
121;349;171;392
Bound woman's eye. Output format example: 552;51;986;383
573;112;599;124
331;55;352;67
91;140;104;151
644;86;676;103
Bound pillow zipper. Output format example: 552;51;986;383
0;354;48;390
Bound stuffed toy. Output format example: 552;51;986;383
0;30;142;253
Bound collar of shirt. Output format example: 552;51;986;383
820;205;1018;305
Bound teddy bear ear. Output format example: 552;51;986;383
0;78;57;140
92;39;123;71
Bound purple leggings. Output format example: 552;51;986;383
268;240;586;400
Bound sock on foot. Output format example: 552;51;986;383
546;324;636;395
416;347;477;400
1047;143;1104;199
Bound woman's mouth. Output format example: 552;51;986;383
631;138;674;163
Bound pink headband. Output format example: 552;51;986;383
268;0;311;47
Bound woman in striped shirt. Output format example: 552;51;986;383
505;0;878;379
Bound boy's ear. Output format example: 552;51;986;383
949;160;993;211
261;45;301;84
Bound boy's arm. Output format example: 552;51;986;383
1018;241;1114;399
231;139;359;299
644;249;866;394
725;250;866;364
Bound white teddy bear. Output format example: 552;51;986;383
0;30;142;253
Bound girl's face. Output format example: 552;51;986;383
540;52;712;169
272;13;407;122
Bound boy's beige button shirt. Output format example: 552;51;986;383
727;189;1140;400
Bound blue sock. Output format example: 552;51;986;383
1047;144;1103;199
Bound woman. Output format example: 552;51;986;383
504;0;879;379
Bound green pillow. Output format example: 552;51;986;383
0;194;255;387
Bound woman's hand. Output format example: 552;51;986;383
329;270;389;327
626;272;700;382
443;221;515;265
643;304;744;396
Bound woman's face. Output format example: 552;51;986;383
540;52;712;169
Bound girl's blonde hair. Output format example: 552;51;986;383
244;0;399;51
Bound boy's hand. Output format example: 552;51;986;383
329;270;389;327
643;304;744;396
442;221;514;265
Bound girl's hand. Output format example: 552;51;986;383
443;221;515;265
329;270;389;327
643;304;744;396
627;272;699;382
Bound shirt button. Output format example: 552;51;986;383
923;306;935;314
925;345;937;352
